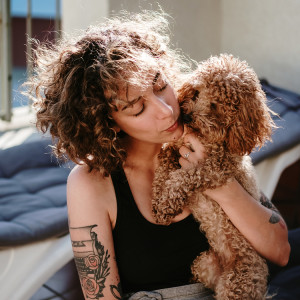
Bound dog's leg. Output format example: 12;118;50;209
189;193;234;293
215;251;268;300
152;146;185;224
191;249;222;291
152;167;195;224
189;192;268;300
190;193;236;262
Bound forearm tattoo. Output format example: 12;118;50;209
70;225;122;299
260;193;285;227
110;282;122;300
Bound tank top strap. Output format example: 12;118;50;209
111;168;139;229
111;168;129;200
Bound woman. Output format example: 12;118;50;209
28;11;290;300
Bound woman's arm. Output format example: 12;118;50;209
179;133;291;266
204;179;290;266
67;165;122;300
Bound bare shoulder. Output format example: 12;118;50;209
68;164;110;191
67;164;117;228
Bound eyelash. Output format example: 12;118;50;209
134;103;145;117
156;82;168;92
132;82;168;117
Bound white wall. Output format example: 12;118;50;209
220;0;300;94
110;0;221;63
61;0;300;93
61;0;109;33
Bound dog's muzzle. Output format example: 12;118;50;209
182;113;193;124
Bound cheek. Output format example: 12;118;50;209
114;118;150;136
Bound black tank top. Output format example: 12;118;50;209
111;168;209;294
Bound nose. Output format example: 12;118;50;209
151;94;173;119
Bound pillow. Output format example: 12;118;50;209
0;139;73;246
250;80;300;164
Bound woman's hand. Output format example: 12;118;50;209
179;133;206;169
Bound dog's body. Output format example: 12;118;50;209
152;54;274;299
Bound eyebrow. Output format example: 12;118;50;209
152;72;160;85
121;97;141;111
121;72;161;111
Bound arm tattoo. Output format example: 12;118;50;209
259;193;279;212
70;225;110;299
110;282;122;299
259;193;282;225
269;211;281;224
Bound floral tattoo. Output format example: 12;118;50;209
71;225;111;299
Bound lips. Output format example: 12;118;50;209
165;120;179;132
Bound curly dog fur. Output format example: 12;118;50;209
152;54;275;299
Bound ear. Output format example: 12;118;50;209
113;125;121;133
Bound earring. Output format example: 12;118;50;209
113;125;121;134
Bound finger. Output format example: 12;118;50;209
184;133;207;159
184;134;205;151
179;145;200;167
179;156;194;170
179;145;193;160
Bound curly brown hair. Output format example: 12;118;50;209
25;10;191;176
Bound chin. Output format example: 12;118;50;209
171;127;184;141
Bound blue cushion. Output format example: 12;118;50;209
250;80;300;164
0;138;73;246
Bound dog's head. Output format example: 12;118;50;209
178;54;275;155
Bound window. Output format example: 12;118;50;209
0;0;61;122
0;0;12;121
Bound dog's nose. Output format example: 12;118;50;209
192;90;199;101
182;113;193;124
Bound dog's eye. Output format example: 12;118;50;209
210;102;217;110
192;90;199;101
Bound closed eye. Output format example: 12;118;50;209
133;103;145;117
158;83;168;91
154;80;168;93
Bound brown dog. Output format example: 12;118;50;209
152;54;274;300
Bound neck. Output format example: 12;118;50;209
121;136;162;172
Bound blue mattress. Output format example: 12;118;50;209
250;80;300;164
0;138;73;246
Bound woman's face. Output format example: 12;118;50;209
111;71;184;145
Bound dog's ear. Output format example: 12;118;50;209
180;54;275;155
224;87;275;155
